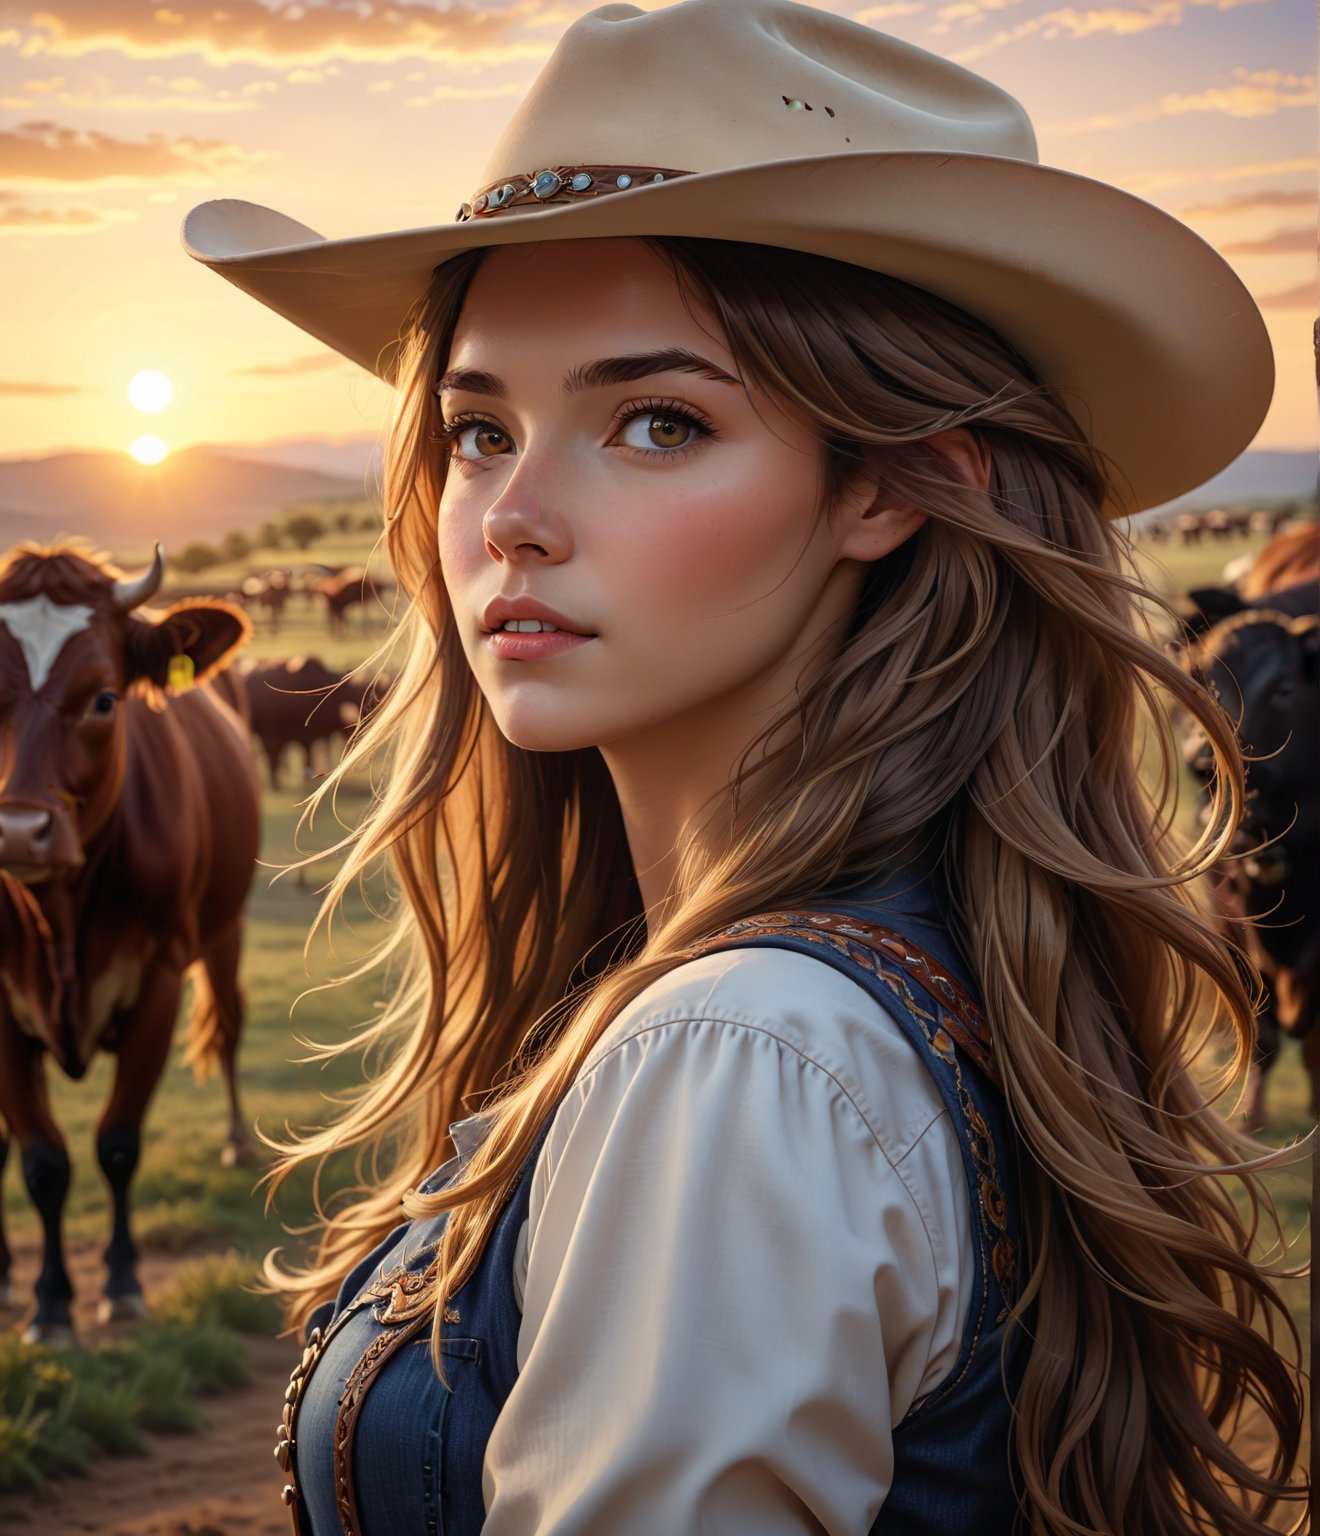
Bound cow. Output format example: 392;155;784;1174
240;569;292;636
1177;530;1319;1131
0;538;261;1343
313;567;398;637
235;654;376;789
1175;513;1203;547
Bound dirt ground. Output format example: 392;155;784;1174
0;1241;297;1536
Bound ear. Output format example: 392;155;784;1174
124;599;252;696
1184;586;1248;632
834;428;990;565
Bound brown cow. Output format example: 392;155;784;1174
241;569;292;636
314;567;398;637
0;538;260;1343
236;654;375;788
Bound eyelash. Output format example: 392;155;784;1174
428;396;718;467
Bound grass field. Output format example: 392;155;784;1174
4;508;1313;1468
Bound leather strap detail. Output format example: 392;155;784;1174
333;1311;433;1536
455;163;693;220
686;908;1002;1092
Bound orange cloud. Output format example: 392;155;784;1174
10;1;542;69
946;0;1270;58
853;2;927;19
234;353;347;378
0;200;126;230
1257;282;1314;307
0;379;84;395
1179;188;1316;216
1052;74;1315;133
0;81;258;112
1220;225;1317;256
1162;69;1316;118
0;119;274;185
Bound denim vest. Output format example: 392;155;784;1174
285;866;1027;1535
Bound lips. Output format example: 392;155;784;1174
481;595;595;636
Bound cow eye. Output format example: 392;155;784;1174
90;691;118;717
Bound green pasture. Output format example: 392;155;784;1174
3;507;1313;1423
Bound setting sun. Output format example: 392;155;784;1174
129;435;169;465
128;370;174;412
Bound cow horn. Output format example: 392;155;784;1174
112;542;166;613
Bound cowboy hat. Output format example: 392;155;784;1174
181;0;1272;519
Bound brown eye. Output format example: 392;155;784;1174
445;420;510;461
470;425;509;457
647;414;691;448
616;406;708;454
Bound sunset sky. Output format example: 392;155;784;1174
0;0;1314;463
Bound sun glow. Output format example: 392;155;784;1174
129;436;169;465
128;370;173;412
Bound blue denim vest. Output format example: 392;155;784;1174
287;865;1027;1535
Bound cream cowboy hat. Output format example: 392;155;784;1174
181;0;1272;518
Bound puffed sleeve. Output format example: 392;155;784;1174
480;1013;950;1535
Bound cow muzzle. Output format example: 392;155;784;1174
0;801;84;882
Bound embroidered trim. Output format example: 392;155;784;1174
687;909;1019;1422
689;909;1000;1089
277;1248;460;1535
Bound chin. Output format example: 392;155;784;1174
489;709;602;754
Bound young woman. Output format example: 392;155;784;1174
184;2;1308;1532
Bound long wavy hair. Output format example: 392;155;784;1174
263;236;1308;1535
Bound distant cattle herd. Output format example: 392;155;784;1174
158;562;399;640
0;513;1313;1343
1134;505;1295;546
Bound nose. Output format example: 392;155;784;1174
0;802;83;875
0;805;54;864
481;479;572;565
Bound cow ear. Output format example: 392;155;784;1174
1168;586;1245;654
124;598;251;696
1186;586;1248;629
1288;613;1318;682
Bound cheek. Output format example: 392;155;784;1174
612;454;820;633
435;492;469;575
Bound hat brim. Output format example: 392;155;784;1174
182;151;1272;518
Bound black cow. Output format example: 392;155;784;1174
1178;576;1319;1130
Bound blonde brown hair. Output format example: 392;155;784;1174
264;236;1308;1534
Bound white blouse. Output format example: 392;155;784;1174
466;944;975;1535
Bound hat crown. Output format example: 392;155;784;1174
481;0;1037;187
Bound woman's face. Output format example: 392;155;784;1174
435;237;910;758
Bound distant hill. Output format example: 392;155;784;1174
208;434;383;489
0;446;365;552
1137;448;1315;520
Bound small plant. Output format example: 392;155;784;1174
152;1249;281;1335
0;1254;282;1492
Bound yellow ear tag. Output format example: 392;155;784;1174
167;653;196;693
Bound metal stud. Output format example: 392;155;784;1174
615;173;633;188
651;173;664;182
282;1486;296;1506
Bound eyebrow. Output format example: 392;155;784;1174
434;348;744;400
